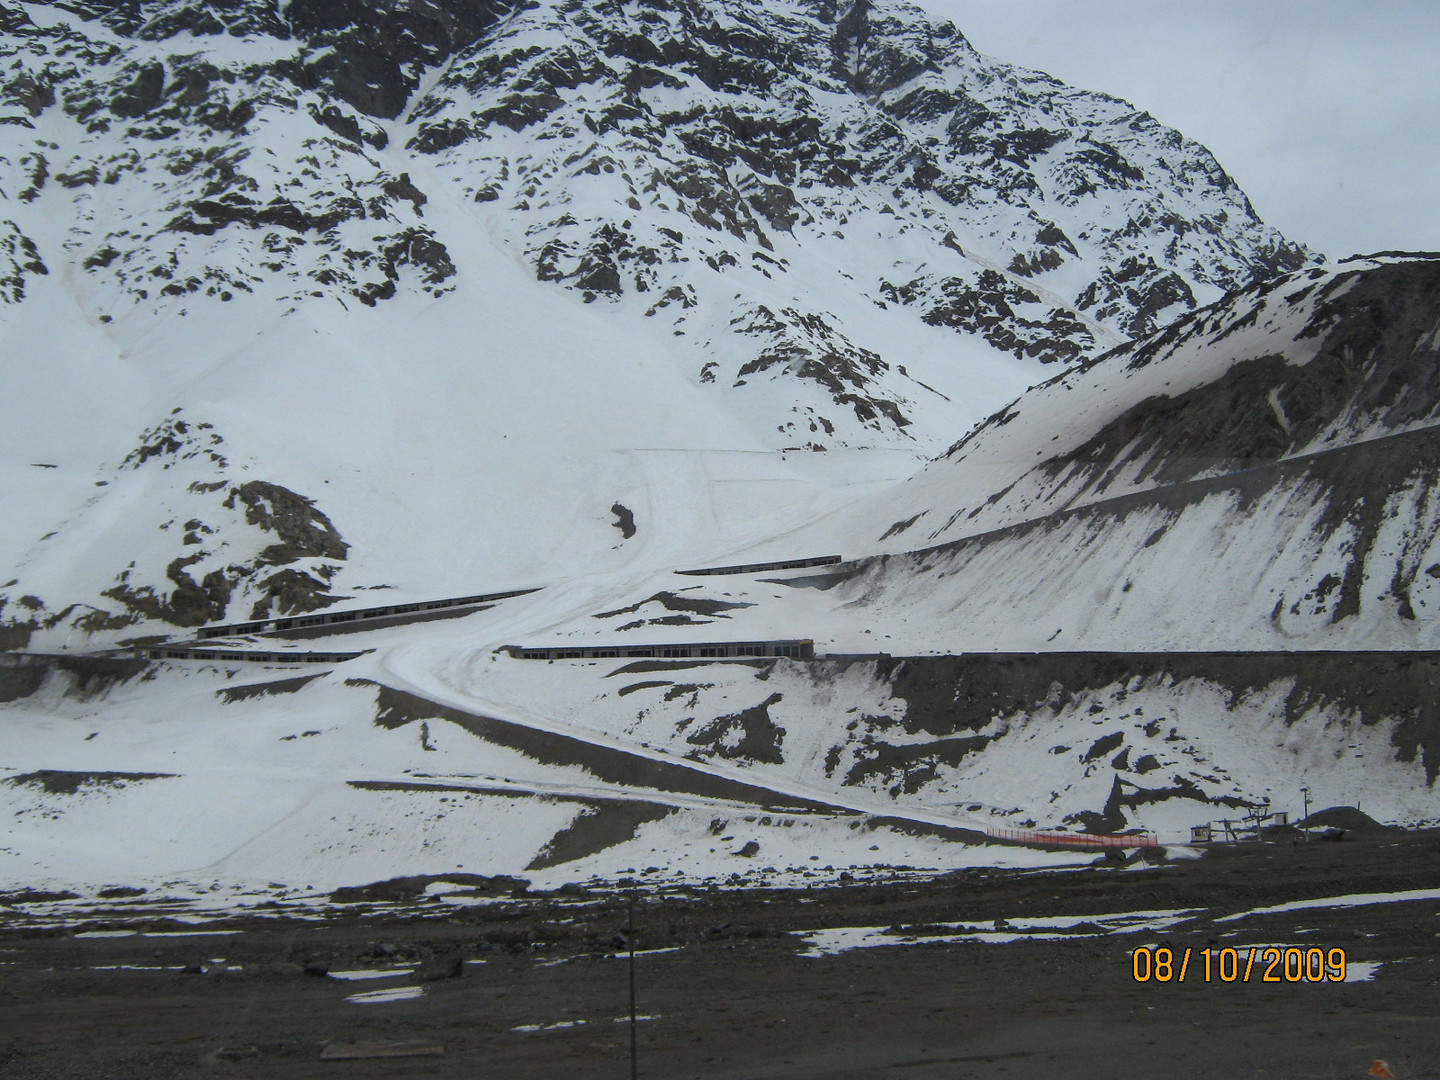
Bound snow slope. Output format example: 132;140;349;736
4;254;1439;906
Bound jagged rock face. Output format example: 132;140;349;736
46;0;516;120
920;256;1440;544
404;0;1312;425
1;0;1311;444
0;1;459;315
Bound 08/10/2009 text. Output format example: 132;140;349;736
1131;945;1347;983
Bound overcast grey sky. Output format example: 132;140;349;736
911;0;1440;260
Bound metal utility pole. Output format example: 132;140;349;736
628;895;638;1080
1301;786;1311;841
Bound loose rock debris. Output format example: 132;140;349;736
3;829;1438;1079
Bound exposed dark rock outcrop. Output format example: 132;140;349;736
226;481;349;564
830;649;1440;810
686;692;787;765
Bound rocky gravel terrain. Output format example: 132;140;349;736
3;825;1438;1079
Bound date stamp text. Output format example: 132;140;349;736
1131;945;1347;983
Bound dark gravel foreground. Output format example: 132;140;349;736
2;830;1439;1080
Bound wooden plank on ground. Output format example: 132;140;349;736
319;1042;444;1060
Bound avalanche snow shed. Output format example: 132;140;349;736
506;640;815;660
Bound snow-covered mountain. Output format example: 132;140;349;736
383;253;1440;847
0;0;1314;645
4;0;1436;906
4;252;1437;904
720;253;1440;653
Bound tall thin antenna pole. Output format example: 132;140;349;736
628;895;638;1080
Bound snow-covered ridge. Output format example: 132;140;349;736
496;254;1440;657
757;254;1440;558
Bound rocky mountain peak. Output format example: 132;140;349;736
2;0;1315;449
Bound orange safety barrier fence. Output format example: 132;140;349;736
987;827;1159;849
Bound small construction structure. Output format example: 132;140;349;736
505;639;814;661
1197;800;1291;843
